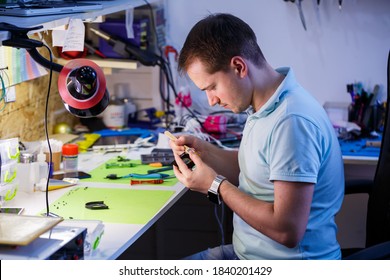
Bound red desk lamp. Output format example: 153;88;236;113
0;22;109;117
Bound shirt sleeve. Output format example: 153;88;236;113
268;114;324;183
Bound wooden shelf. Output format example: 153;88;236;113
56;56;139;70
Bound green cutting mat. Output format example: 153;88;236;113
80;158;177;186
41;187;175;224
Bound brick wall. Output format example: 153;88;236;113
0;73;78;142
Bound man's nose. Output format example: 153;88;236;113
206;91;219;107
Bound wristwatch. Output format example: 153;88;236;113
207;175;226;205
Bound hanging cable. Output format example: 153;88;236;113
142;0;210;132
42;44;53;217
0;74;6;112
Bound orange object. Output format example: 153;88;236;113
149;162;163;167
62;143;79;156
130;179;164;185
58;46;88;60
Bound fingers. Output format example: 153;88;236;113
173;152;191;176
188;149;202;165
168;134;191;152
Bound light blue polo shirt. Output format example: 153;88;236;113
233;67;344;259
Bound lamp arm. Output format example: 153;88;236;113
0;22;63;72
26;47;63;73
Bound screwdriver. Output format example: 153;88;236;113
130;179;164;185
147;166;173;174
164;131;193;154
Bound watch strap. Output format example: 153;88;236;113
207;175;226;204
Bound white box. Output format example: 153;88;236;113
323;102;350;124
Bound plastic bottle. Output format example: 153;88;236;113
115;83;136;127
30;150;49;191
37;150;49;181
16;153;35;193
103;93;125;129
62;144;79;175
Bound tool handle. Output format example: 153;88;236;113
130;179;164;185
164;131;192;153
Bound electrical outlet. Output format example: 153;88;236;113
5;86;16;103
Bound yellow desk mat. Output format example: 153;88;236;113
40;187;175;224
80;158;177;186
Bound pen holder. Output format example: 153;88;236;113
45;152;61;172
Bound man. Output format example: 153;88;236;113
169;13;344;260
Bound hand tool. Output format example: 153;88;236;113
296;0;307;31
284;0;307;31
149;162;163;167
130;179;164;185
164;131;193;154
105;173;172;180
84;42;106;58
105;162;138;169
147;166;173;174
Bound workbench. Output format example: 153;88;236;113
2;147;186;260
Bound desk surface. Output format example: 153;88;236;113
339;137;380;165
4;148;186;260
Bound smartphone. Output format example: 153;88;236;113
52;171;91;180
0;207;24;215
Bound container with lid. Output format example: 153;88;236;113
16;152;35;193
62;144;79;174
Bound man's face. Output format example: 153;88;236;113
187;58;251;113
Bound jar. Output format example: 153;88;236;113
62;144;79;174
103;94;125;129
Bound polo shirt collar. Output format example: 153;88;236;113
246;67;295;118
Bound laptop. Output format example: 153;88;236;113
0;0;102;17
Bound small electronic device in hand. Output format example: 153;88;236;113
164;131;196;170
172;153;195;169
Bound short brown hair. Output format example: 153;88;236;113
178;13;266;74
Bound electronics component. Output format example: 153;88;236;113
0;225;87;260
140;149;175;166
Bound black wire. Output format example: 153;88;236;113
43;44;53;217
214;204;225;245
142;0;210;133
142;0;163;57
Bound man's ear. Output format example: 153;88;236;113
231;56;247;77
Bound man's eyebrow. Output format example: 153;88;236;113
200;84;213;91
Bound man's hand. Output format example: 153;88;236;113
173;149;217;194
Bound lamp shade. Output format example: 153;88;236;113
58;59;109;118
